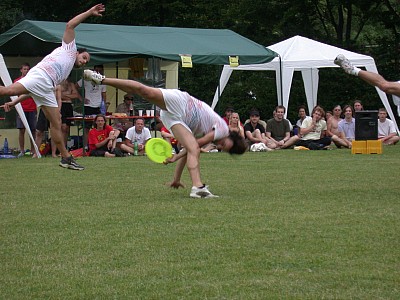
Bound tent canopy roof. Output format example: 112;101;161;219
0;20;277;66
212;35;398;133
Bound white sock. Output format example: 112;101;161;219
351;67;361;76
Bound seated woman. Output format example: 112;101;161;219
88;114;122;157
228;112;245;138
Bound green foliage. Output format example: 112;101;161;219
1;147;400;298
1;0;399;123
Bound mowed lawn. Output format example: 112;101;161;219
1;146;399;299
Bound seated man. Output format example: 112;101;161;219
113;93;137;139
120;118;151;155
266;105;299;149
243;109;271;148
88;114;121;157
337;105;356;148
295;106;332;150
326;105;342;138
378;107;400;145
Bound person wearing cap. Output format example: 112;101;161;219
113;93;137;140
223;106;234;125
244;109;271;148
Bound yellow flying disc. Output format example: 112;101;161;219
145;138;173;163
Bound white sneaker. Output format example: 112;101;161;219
190;186;219;198
83;69;105;85
334;54;354;74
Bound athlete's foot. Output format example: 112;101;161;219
83;69;105;85
334;54;355;74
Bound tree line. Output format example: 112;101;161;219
0;0;399;122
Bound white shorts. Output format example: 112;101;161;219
17;67;58;108
159;89;192;135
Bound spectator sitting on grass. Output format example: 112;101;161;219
378;108;400;145
266;105;299;149
336;105;356;149
88;114;121;157
244;109;271;149
295;106;332;150
326;105;342;138
228;112;245;139
120;118;151;155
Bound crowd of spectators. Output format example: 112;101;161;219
8;63;399;158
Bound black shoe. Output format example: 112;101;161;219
113;148;124;157
59;156;85;170
110;148;124;157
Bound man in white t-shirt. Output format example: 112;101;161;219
378;108;399;145
1;4;105;170
83;70;247;198
295;106;332;149
120;118;151;155
77;64;107;148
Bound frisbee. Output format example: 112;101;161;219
145;138;173;164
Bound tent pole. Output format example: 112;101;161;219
115;62;119;106
217;65;221;113
278;54;283;106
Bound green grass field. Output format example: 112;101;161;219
1;146;399;299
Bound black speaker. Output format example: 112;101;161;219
355;111;378;140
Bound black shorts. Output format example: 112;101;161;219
61;102;73;126
89;144;109;157
36;109;49;132
84;106;101;129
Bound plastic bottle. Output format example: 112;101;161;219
129;103;134;116
3;138;9;154
133;140;138;156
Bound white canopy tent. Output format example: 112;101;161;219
212;35;399;132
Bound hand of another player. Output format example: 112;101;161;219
0;102;14;112
167;181;185;189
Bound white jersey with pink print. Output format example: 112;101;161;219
160;89;229;141
35;39;77;86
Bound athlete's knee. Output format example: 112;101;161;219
378;81;399;94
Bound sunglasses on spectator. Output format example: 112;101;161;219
124;97;134;100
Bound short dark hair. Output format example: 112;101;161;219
135;118;145;124
249;109;260;116
343;104;354;115
228;131;247;155
77;48;87;54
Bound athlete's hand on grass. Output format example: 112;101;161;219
167;181;185;189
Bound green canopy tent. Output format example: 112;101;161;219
0;20;277;66
0;21;277;147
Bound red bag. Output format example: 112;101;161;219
70;148;88;158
